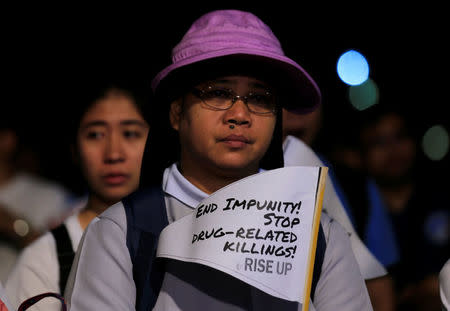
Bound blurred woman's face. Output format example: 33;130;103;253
77;90;149;205
361;114;416;185
170;75;277;186
282;106;322;146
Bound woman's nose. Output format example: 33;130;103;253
104;133;125;163
224;98;251;127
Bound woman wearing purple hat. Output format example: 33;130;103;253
64;9;372;311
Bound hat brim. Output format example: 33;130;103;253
152;48;321;114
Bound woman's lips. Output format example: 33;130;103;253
102;173;129;185
220;134;250;148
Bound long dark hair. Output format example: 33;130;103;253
66;77;150;146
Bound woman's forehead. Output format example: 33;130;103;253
81;94;143;123
198;75;272;89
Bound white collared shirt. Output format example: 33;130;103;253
0;172;72;283
5;211;84;311
440;259;450;310
65;163;372;311
0;282;12;311
283;135;386;280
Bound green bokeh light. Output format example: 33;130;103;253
422;125;449;161
348;79;379;111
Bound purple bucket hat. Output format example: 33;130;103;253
151;9;321;113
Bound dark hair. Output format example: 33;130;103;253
260;107;284;170
1;109;18;131
65;77;150;146
139;93;179;187
356;102;418;147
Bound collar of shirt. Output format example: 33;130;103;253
162;163;267;210
163;163;209;209
283;135;323;167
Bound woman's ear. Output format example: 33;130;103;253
169;99;182;131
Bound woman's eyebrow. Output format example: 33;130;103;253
80;120;107;129
120;120;148;127
249;81;270;90
209;79;269;90
209;78;235;85
80;120;148;129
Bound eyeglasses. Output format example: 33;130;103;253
191;86;277;115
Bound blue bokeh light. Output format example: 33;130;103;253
337;50;370;86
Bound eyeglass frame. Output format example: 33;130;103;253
190;85;278;115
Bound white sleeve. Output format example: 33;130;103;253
313;215;373;311
5;233;61;311
440;259;450;310
64;202;136;311
0;282;13;311
322;176;386;280
283;135;386;279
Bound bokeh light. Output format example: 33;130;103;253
348;79;379;111
337;50;370;86
13;219;29;237
422;125;449;161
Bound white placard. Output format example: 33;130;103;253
157;166;325;303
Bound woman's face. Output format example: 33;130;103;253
361;113;416;185
282;105;322;146
77;90;149;205
170;75;277;180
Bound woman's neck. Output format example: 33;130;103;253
379;182;414;214
179;162;258;194
77;195;111;230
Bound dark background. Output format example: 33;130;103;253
4;4;448;194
